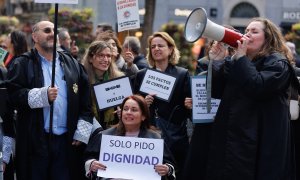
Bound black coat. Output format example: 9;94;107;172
206;53;295;180
133;55;149;70
6;49;93;180
133;64;191;179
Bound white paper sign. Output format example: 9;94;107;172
139;69;177;102
191;76;220;123
0;47;8;65
116;0;140;32
98;135;164;180
93;77;133;110
34;0;78;4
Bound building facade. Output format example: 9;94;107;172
2;0;300;34
61;0;300;34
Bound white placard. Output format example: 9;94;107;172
139;69;177;102
93;77;133;110
98;135;163;180
191;76;220;123
116;0;140;32
0;48;8;65
34;0;78;4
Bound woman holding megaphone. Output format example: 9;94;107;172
201;17;297;179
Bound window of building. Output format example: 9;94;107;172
231;2;259;18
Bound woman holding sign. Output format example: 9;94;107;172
84;95;176;180
133;32;191;179
82;41;124;129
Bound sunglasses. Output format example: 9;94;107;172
39;27;55;34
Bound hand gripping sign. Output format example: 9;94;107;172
98;135;164;180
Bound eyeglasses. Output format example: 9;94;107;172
95;53;112;59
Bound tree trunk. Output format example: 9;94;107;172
140;0;156;56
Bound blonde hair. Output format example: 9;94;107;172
146;32;180;67
82;40;124;84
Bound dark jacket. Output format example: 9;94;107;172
85;127;176;180
0;67;15;138
133;64;191;179
6;49;93;180
206;53;295;180
133;65;191;126
133;55;149;70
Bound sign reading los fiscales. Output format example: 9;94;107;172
93;76;132;110
34;0;78;4
139;69;177;102
98;135;163;180
191;76;220;123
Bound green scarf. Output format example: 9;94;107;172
92;71;116;127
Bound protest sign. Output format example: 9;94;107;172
191;76;220;123
98;135;163;180
139;69;177;102
93;76;133;110
34;0;78;4
116;0;140;32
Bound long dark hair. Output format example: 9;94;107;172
10;30;28;56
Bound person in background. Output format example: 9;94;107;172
133;32;191;179
82;40;124;130
286;40;300;180
84;95;176;180
204;17;297;179
96;31;139;77
95;23;113;37
2;30;29;180
58;27;79;60
6;20;93;180
122;36;149;70
4;30;28;68
0;65;15;180
286;41;300;68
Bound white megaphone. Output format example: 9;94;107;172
184;7;243;48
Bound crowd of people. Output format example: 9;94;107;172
0;17;299;180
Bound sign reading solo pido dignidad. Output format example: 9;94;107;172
98;135;164;180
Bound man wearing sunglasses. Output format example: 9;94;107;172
6;20;94;180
